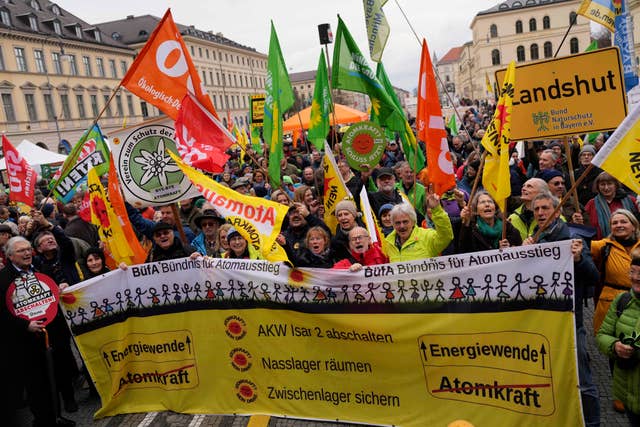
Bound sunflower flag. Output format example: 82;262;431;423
308;49;331;151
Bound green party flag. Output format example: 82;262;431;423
448;114;459;136
307;49;331;151
332;15;398;125
50;124;110;203
264;21;294;188
250;125;263;155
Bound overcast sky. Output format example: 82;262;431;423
60;0;499;91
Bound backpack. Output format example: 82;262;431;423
616;291;633;318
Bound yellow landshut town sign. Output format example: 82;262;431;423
495;47;627;141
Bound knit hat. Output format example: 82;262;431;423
334;200;358;218
538;169;563;183
580;145;596;156
226;226;241;242
378;203;394;217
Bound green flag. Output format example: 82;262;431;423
307;50;331;151
50;124;110;203
332;16;397;125
372;62;425;171
448;114;459;136
264;21;294;188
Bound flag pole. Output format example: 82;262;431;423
563;136;581;213
553;13;577;58
463;152;486;226
324;31;339;153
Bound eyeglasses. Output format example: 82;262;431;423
200;222;218;228
350;235;370;241
154;230;172;237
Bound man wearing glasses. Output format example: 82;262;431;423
333;226;388;271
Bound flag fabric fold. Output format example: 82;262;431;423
577;0;619;33
332;16;398;126
481;61;516;212
264;21;294;188
363;0;390;62
323;142;353;233
2;135;36;207
50;124;110;203
591;102;640;194
174;93;233;173
447;114;459;136
485;72;493;94
121;9;216;120
168;150;290;263
308;50;331;151
88;158;148;268
416;39;455;195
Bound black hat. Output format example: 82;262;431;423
375;167;395;180
152;221;173;235
195;209;226;228
0;223;14;235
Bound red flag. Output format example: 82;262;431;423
77;190;91;222
121;9;216;120
174;93;234;173
416;39;455;195
2;135;36;206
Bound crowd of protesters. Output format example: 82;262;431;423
3;101;640;426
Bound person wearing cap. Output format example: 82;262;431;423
231;177;251;195
191;209;227;257
574;144;602;206
381;139;405;168
385;197;453;262
333;226;388;271
539;169;586;225
395;161;426;216
330;199;365;261
368;167;402;217
281;175;296;199
146;221;199;263
378;203;394;236
223;226;261;259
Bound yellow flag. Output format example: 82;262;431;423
485;72;493;93
168;151;290;263
323;141;353;233
88;167;147;267
592;104;640;194
481;61;515;212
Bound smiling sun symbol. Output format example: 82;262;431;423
133;138;180;186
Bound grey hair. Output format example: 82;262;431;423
5;236;31;257
542;149;559;162
532;192;559;209
390;202;417;224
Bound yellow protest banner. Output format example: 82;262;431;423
495;47;626;140
62;242;583;426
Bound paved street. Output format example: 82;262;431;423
17;303;630;426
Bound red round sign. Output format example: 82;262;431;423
5;272;59;326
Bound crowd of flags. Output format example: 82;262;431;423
4;1;640;267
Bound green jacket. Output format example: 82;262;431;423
596;290;640;414
385;205;453;262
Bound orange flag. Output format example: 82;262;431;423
121;9;216;120
416;39;455;195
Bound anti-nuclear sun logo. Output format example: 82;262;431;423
116;124;193;204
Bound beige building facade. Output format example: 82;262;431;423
99;15;268;132
0;0;141;152
439;0;591;103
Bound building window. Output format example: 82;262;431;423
570;37;579;54
0;8;10;26
205;49;209;59
126;94;134;115
52;4;60;15
30;0;40;11
190;45;195;56
51;52;62;74
75;25;82;39
90;94;98;117
53;20;62;35
28;15;38;31
43;93;56;120
96;58;105;77
68;55;77;75
140;101;148;118
103;94;111;117
515;20;523;34
14;47;27;72
82;56;92;76
60;94;70;119
2;93;15;122
115;94;123;117
570;12;577;25
120;60;127;76
0;47;5;71
109;59;117;78
516;45;525;62
198;47;202;57
34;49;46;73
24;93;38;121
202;70;207;85
94;30;101;42
490;24;498;38
544;41;553;58
530;44;539;60
543;16;550;29
76;94;86;118
529;18;537;32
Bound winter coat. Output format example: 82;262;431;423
596;290;640;415
384;205;453;262
332;243;388;269
508;205;538;241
